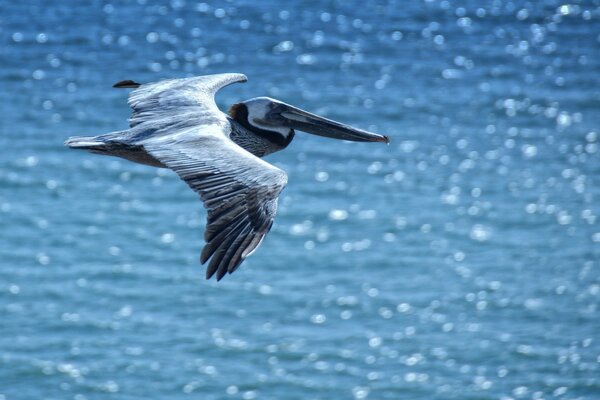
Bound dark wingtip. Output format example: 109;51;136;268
113;79;141;89
202;253;216;281
200;247;212;264
216;269;227;281
383;135;390;144
206;268;216;280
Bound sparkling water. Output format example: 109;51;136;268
1;1;599;399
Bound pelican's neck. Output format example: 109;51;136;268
228;118;289;158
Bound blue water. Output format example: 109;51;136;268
1;1;599;399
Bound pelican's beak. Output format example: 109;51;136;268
273;103;390;144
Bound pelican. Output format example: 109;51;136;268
65;73;389;280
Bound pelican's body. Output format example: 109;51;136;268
66;73;389;280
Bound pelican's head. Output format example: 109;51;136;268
229;97;389;147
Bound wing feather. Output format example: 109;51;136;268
143;125;287;280
124;73;247;129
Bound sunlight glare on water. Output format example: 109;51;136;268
0;0;599;399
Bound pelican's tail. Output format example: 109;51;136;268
64;136;107;151
65;133;132;158
64;131;127;153
65;132;165;167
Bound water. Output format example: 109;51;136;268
1;1;599;399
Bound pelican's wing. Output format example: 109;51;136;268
143;125;287;281
122;73;247;128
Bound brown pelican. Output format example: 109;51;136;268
65;73;389;280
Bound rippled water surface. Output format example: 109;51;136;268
1;1;599;399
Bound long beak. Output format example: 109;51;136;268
273;103;390;144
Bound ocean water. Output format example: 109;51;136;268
1;0;599;399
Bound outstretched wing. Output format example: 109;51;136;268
117;73;247;129
143;124;288;281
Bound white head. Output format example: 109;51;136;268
242;97;294;137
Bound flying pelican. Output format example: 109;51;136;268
65;73;389;280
